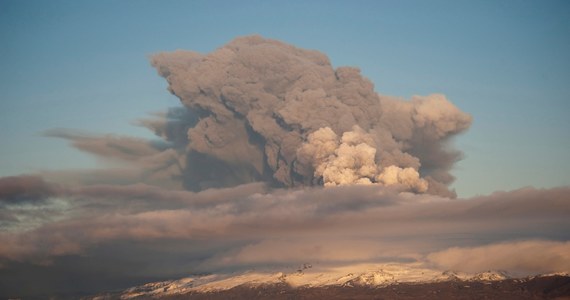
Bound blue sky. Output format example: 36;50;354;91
1;0;569;197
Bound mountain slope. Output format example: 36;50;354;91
85;263;570;299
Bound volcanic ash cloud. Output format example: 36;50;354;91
297;126;428;192
147;35;472;196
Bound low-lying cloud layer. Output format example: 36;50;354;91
0;36;567;297
1;175;569;296
427;240;570;274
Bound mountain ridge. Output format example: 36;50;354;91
84;263;570;299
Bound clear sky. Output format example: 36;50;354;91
1;0;569;197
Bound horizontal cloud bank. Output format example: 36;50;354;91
1;176;569;277
427;240;570;274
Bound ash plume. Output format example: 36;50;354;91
148;35;471;195
3;36;570;299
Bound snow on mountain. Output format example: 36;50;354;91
100;262;529;299
469;270;510;282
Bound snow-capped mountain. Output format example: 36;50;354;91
83;263;569;300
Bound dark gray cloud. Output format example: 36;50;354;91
43;128;166;162
38;36;470;196
148;36;471;195
0;175;59;205
43;128;188;189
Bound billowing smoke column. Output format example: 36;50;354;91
149;35;471;196
297;126;428;192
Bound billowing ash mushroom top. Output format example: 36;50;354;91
150;35;471;196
